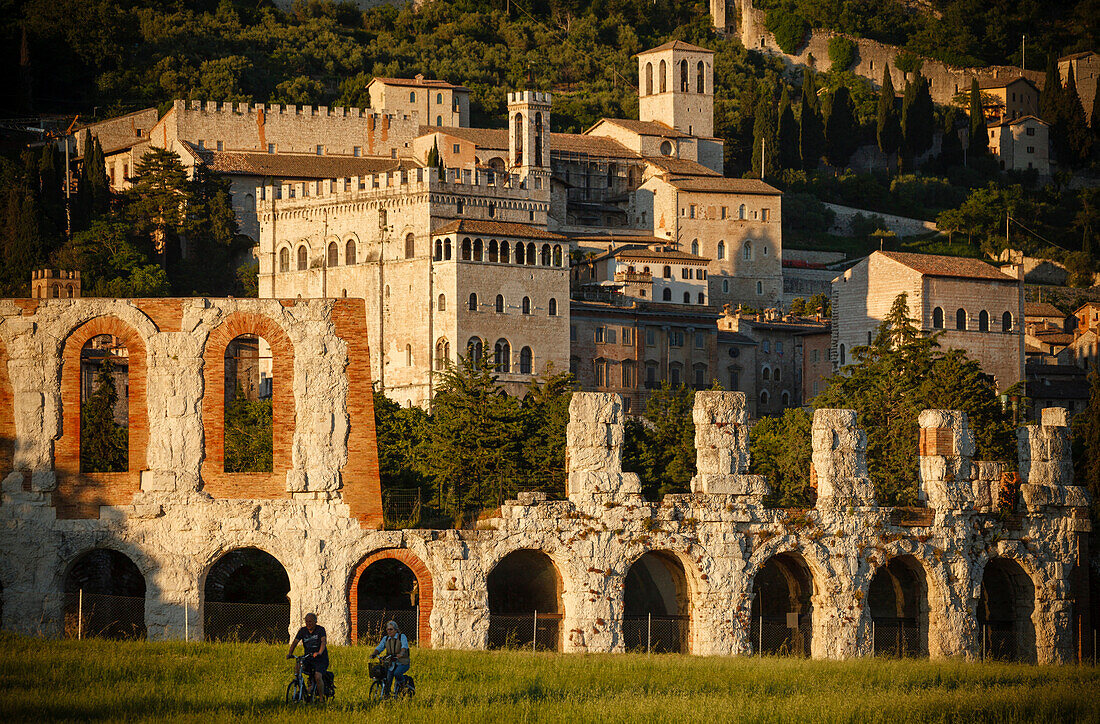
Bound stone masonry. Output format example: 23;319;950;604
0;301;1090;662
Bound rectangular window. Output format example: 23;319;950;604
670;331;684;347
595;327;605;343
197;139;205;150
812;349;819;363
1026;127;1035;136
695;332;705;349
761;208;771;222
595;362;606;387
721;206;727;219
777;341;783;354
762;340;770;354
681;268;691;279
216;141;224;151
316;145;324;155
353;146;362;156
267;143;276;153
622;328;633;346
607;329;617;345
622;364;634;388
570;325;577;341
689;205;696;218
646;327;656;346
1027;146;1035;153
453;143;461;154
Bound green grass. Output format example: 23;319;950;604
1;633;1097;722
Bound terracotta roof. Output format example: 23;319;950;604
1075;301;1100;313
718;330;758;345
1059;51;1096;62
431;219;566;241
1025;302;1064;318
1033;330;1075;345
658;176;782;195
571;234;670;245
977;76;1038;91
196;149;418;178
591;118;691;138
370;77;468;91
421;125;508;150
638;40;714;55
644;156;720;176
988;114;1048;128
877;251;1017;281
590;244;707;264
551;133;638;158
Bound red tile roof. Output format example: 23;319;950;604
431;219;566;241
590;244;707;264
877;251;1017;281
658;176;782;195
638;40;714;55
591;118;690;138
644;156;720;176
196;148;418;178
370;77;469;91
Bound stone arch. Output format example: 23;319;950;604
868;554;929;657
348;548;434;647
621;549;697;653
486;548;565;650
63;546;147;639
202;545;291;643
56;315;151;519
748;550;815;656
200;312;295;499
977;556;1037;662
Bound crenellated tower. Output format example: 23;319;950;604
507;90;551;197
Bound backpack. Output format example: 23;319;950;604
322;670;336;698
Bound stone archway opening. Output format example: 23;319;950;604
352;558;422;646
751;552;813;656
203;547;290;642
487;549;562;650
63;548;146;639
978;557;1036;662
869;555;929;657
623;551;691;653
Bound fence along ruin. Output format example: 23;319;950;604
0;298;1091;662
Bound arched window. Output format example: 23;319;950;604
548;298;557;316
438;293;446;311
327;241;339;267
775;367;782;382
534;112;543;165
756;281;763;295
437;92;443;104
932;307;944;328
698;292;705;304
405;344;412;366
662;288;672;301
469;293;478;311
516;346;532;375
781;391;790;407
436;115;442;125
444;239;452;260
279;248;289;273
473;238;483;261
839;344;846;365
495;294;505;313
409;91;415;102
738;204;746;220
80;333;131;473
717;241;725;260
662;265;672;278
224;334;273;472
346;239;356;265
679;59;689;91
405;233;416;259
467;337;484;365
760;389;769;405
461;238;472;261
434;239;443;261
553;244;563;266
488;240;498;263
522;296;531;314
435;338;450;371
540;244;551;266
67;284;75;298
979;310;989;332
691;239;699;255
494;339;511;372
501;241;510;264
1002;311;1012;332
526;242;536;265
956;308;967;330
743;241;752;260
762;367;770;381
297;245;308;270
513;112;524;165
645;62;653;95
722;279;729;293
683;291;691;303
696;60;705;93
659;60;667;93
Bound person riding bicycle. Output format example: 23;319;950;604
370;620;410;697
287;612;328;703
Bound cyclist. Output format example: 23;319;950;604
370;620;410;697
287;612;328;703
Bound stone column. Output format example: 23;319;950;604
812;409;875;511
689;391;767;503
918;410;976;511
566;393;641;505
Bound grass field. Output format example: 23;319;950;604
1;633;1097;723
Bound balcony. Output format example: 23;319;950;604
614;271;652;284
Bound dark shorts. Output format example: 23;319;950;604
302;655;329;674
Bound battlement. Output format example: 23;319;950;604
173;99;415;123
507;91;552;106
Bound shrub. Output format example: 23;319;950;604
894;49;923;74
827;36;856;71
765;6;809;54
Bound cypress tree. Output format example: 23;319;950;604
777;85;801;170
1091;88;1100;141
939;109;964;168
87;138;110;217
876;67;901;163
1072;363;1100;522
968;78;989;159
1039;55;1063;124
799;69;824;171
824;85;858;167
1062;66;1093;166
80;358;128;473
902;74;934;166
751;87;779;178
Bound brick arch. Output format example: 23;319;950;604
201;312;295;499
0;335;12;476
348;548;433;647
55;316;149;518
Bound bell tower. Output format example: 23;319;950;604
507;90;551;196
637;41;715;138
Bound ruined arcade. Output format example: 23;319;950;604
0;298;1090;663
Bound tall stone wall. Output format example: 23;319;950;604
0;320;1089;664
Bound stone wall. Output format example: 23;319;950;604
0;340;1089;664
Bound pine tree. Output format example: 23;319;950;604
80;358;128;473
622;382;696;499
1061;66;1093;167
876;67;901;165
126;148;190;268
968;78;988;159
799;69;824;171
824;85;858;167
1072;363;1100;522
777;85;801;170
751;86;779;178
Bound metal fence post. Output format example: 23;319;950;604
871;620;875;656
532;610;537;653
758;616;763;657
647;613;652;654
982;625;987;662
184;603;188;642
77;588;83;640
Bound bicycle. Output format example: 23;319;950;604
368;656;415;701
286;654;335;703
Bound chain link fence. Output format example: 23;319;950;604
355;608;419;645
750;615;812;657
203;600;290;643
871;619;923;657
979;622;1019;661
621;615;689;653
487;613;562;651
382;490;422;529
63;591;145;640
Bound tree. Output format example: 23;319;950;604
939;108;964;168
177;166;244;295
751;86;779;178
789;297;807;316
777;86;801;170
968;78;989;159
799;69;824;171
1060;66;1093;166
623;382;696;500
824;85;858;167
828;36;856;71
808;292;831;317
373;390;429;491
519;369;574;496
1072;363;1100;522
126;148;189;268
750;407;813;507
224;383;272;473
80;358;127;473
876;67;902;162
1039;55;1064;124
901;74;934;165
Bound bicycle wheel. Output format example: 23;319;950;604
368;680;385;701
286;679;303;704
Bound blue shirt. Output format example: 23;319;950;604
374;633;410;664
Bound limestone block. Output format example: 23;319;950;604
1025;460;1074;488
141;470;177;492
567;470;642;497
566;422;623;448
568;445;621;473
568;392;624;425
691;391;748;426
1041;407;1069;427
285;469;307;492
1;472;25;494
696;446;738;476
132;503;164;519
1021;483;1091;510
817;476;876;508
691;473;768;497
304;468;340;492
30;471;56;492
